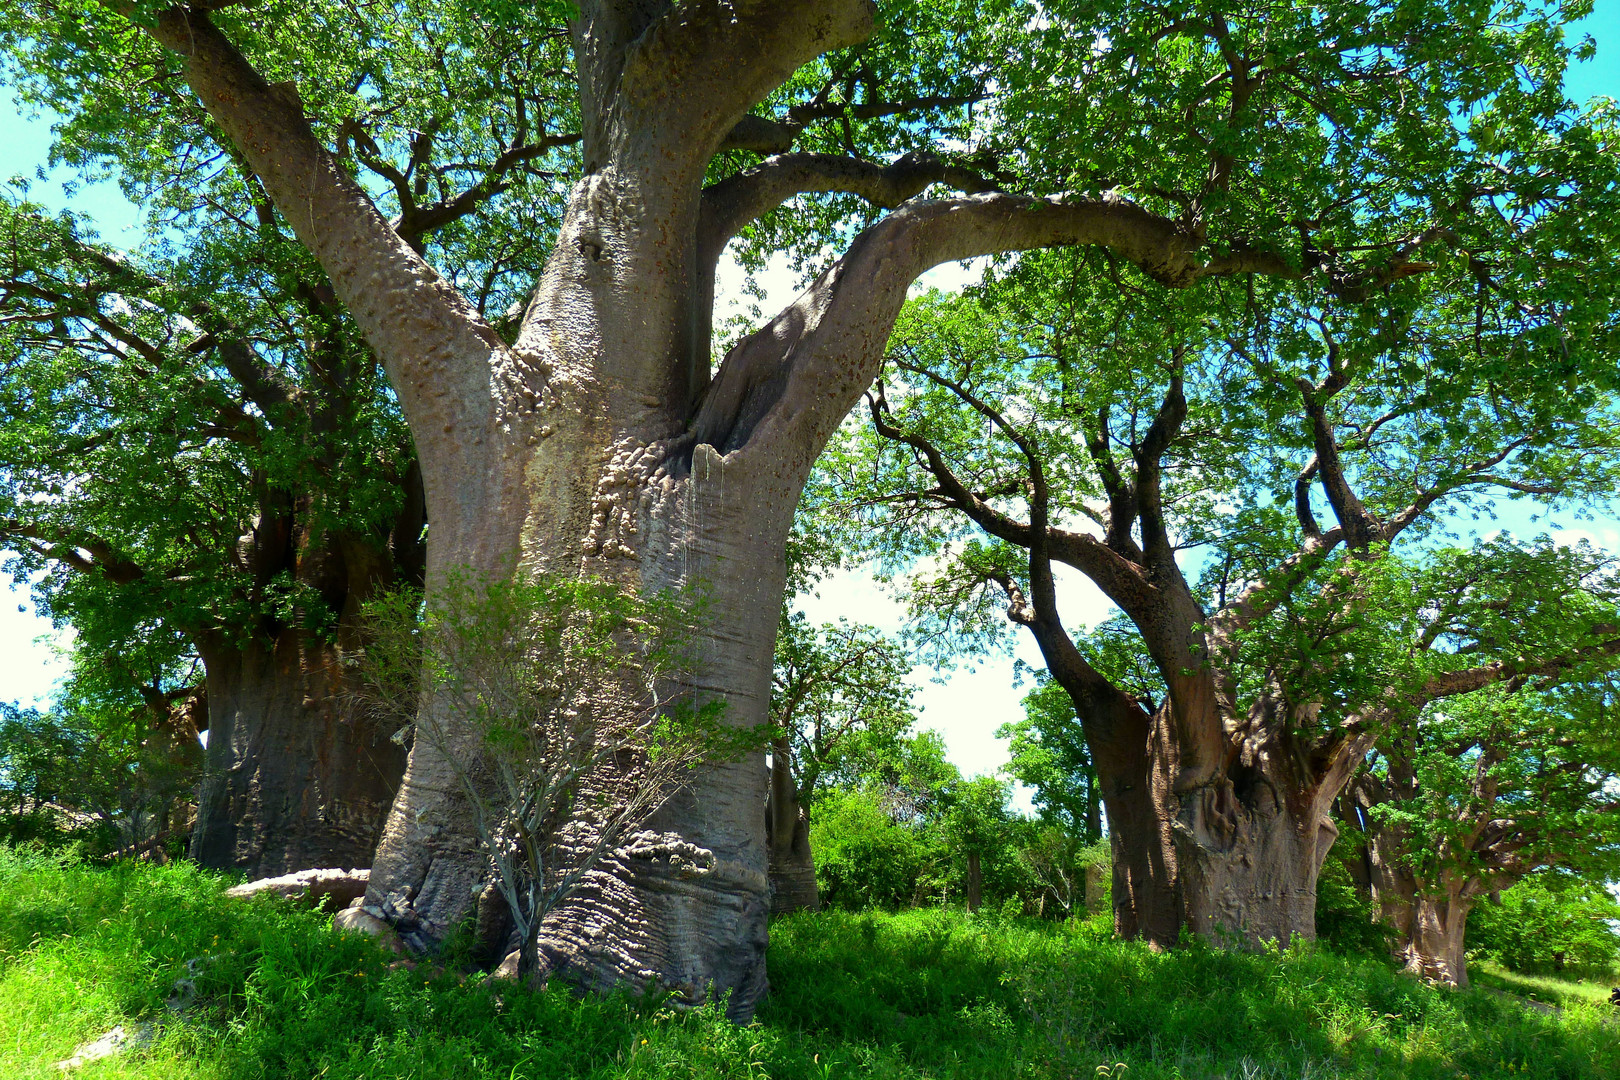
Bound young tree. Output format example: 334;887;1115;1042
10;0;1611;1007
768;611;918;912
357;571;737;984
1343;589;1620;986
0;197;422;875
817;231;1620;946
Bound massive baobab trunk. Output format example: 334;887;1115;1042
1036;620;1362;947
1359;799;1477;987
190;495;423;875
1364;847;1477;987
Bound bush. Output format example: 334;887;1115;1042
810;788;942;909
1314;847;1393;957
1469;876;1620;978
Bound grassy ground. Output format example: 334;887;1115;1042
2;846;1616;1080
1471;963;1617;1010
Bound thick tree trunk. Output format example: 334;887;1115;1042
361;176;807;1008
1377;882;1475;987
966;851;983;912
191;631;406;876
1083;861;1108;915
365;438;789;1014
1169;764;1336;948
1093;714;1182;943
1097;702;1346;948
766;739;819;914
1361;815;1475;987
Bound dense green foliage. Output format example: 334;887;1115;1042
1470;877;1620;980
2;849;1617;1080
0;695;198;854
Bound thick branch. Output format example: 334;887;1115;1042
0;520;149;584
1133;363;1187;568
615;0;876;170
717;93;986;155
144;8;506;454
700;151;996;264
1419;634;1620;703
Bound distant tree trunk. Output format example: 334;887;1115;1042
1083;860;1108;915
192;630;406;876
1066;671;1363;949
1368;862;1476;986
188;467;423;878
766;736;819;913
966;850;983;912
1355;780;1477;987
1084;770;1102;844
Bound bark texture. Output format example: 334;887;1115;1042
766;742;820;914
1364;845;1476;987
192;631;406;876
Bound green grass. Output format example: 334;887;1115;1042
1471;962;1618;1009
1;846;1616;1080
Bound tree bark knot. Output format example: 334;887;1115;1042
620;830;717;877
584;437;669;557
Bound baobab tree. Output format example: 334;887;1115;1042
768;610;918;912
0;199;421;875
8;0;1612;1011
817;244;1620;945
1342;549;1620;987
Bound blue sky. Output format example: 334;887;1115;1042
3;5;1620;777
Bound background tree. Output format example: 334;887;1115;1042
1001;672;1104;844
1343;641;1620;986
0;645;202;856
1468;875;1620;981
768;611;919;912
816;210;1620;946
0;194;424;875
10;0;1615;1008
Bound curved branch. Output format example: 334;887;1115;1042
700;151;997;261
686;189;1270;473
144;8;506;459
1419;634;1620;703
717;93;987;155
